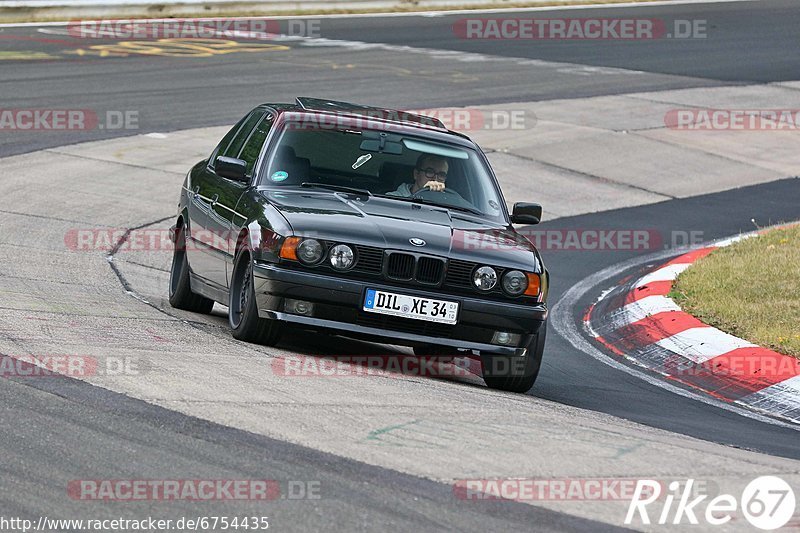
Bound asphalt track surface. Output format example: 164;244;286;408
310;0;800;83
1;0;800;530
1;0;799;156
1;371;617;531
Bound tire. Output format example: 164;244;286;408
168;224;214;314
229;249;282;346
481;322;546;393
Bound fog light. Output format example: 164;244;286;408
329;244;355;270
285;299;314;316
492;331;521;346
473;265;497;291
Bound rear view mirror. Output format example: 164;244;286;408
215;156;248;182
359;131;404;155
510;203;543;225
359;140;403;155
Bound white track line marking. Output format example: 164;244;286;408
616;295;681;325
713;234;754;247
654;327;756;364
634;262;693;287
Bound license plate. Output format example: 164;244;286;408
363;289;459;325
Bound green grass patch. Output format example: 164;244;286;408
670;225;800;358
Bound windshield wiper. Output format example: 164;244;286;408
301;182;372;196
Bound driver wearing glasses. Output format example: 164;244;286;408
387;154;449;197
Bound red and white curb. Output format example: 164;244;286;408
585;234;800;424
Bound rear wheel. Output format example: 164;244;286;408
481;322;546;393
229;249;282;346
168;224;214;314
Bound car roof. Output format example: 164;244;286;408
254;98;475;148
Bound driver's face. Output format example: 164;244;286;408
413;158;449;188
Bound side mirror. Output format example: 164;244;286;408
510;202;542;225
215;156;248;182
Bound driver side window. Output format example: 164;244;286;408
208;110;262;169
237;114;274;176
224;110;266;160
208;117;245;169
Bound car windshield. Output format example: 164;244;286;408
258;123;507;223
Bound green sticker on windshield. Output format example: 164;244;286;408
271;171;288;182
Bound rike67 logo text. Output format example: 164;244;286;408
626;476;796;530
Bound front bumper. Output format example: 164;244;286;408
252;262;547;356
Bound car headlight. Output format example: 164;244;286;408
473;266;497;291
502;270;528;296
329;244;355;270
297;239;324;265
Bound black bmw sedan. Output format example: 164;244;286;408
169;97;549;392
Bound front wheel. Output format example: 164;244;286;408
229;250;282;346
481;322;546;393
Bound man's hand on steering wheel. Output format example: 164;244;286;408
423;180;445;192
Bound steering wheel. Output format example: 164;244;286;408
411;186;473;209
412;186;460;200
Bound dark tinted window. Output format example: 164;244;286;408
238;114;274;176
208;114;249;168
223;110;266;159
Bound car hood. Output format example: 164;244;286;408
260;188;540;270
